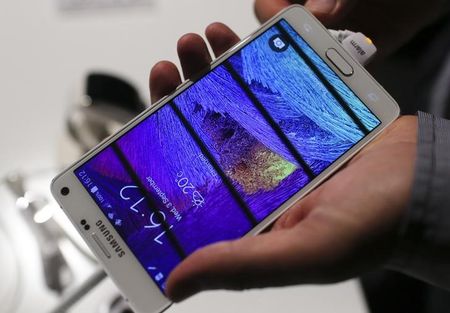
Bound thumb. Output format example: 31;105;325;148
305;0;354;25
165;218;355;302
165;230;300;302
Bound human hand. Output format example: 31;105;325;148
166;114;417;301
148;23;418;302
254;0;449;57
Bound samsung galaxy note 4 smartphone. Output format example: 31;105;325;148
51;5;399;313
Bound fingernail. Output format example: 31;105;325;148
306;0;337;14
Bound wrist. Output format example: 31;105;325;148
388;112;450;289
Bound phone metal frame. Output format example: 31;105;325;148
51;5;400;313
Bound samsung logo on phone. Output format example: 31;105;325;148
96;220;126;258
350;39;366;56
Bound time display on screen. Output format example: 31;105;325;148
119;184;174;245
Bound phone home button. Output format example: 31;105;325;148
326;48;354;77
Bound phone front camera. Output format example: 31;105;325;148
61;187;70;196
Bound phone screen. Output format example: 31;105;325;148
74;19;380;292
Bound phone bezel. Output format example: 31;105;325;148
51;5;400;313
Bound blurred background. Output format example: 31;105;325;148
0;1;369;313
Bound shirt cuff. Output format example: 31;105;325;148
388;111;450;289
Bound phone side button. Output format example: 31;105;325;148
92;233;112;259
326;48;354;77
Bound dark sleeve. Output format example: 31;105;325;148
388;111;450;289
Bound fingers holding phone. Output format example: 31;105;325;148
150;23;240;104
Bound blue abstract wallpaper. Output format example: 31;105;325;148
74;19;380;292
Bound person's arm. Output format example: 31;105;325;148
388;112;450;288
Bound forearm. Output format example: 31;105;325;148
389;111;450;289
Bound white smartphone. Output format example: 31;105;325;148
51;5;399;313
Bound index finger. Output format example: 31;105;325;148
205;22;240;57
